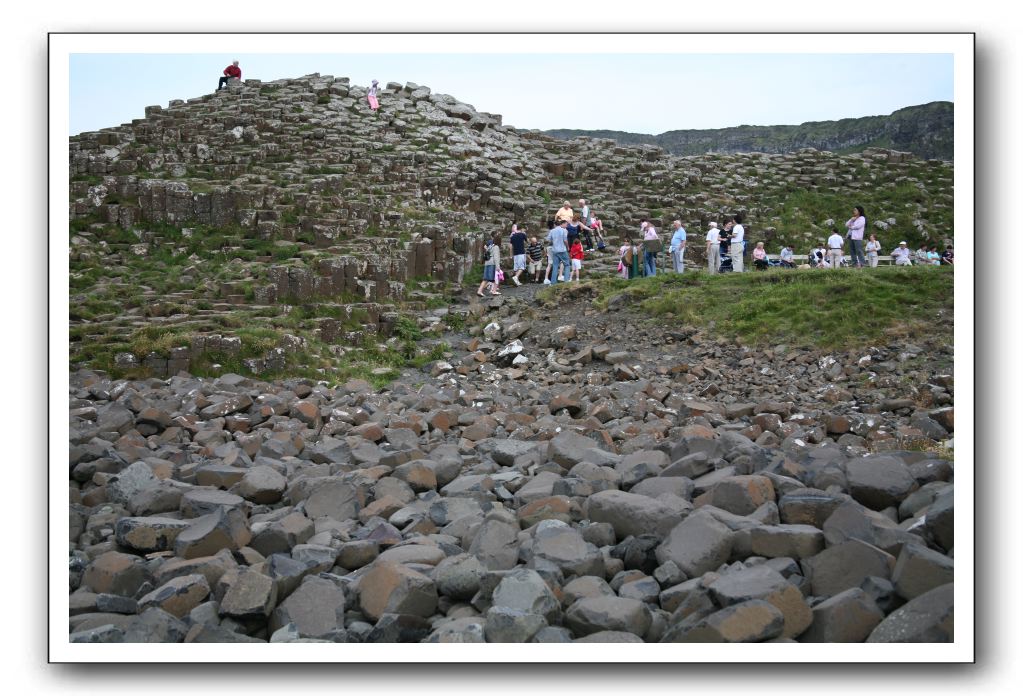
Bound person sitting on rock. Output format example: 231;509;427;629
217;60;242;91
941;245;954;265
554;201;574;224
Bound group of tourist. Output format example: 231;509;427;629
477;201;953;295
476;199;610;295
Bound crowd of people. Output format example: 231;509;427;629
475;202;953;295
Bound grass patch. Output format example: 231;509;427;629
547;266;953;350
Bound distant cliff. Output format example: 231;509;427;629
545;101;953;161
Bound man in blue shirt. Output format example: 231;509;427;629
669;220;687;273
546;220;571;284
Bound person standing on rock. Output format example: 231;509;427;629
555;201;574;224
727;214;745;273
705;222;720;274
509;223;528;286
527;236;545;282
642;220;660;276
669;220;687;273
478;234;502;296
567;214;593;251
579;199;590;226
866;234;882;267
367;80;380;111
827;228;845;269
845;205;867;268
217;60;242;91
569;237;585;281
546;219;571;284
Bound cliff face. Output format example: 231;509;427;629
545;102;953;161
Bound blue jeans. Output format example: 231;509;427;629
551;251;570;283
849;239;865;267
644;251;657;276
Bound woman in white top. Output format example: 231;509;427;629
865;234;882;267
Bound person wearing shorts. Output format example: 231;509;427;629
509;224;528;286
527;237;544;282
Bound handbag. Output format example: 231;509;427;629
496;268;504;282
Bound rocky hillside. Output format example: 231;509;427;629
67;271;954;644
66;75;955;645
69;74;953;382
545;102;953;162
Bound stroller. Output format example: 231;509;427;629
716;238;746;273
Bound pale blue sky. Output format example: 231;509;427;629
69;53;953;136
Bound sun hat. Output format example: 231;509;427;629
899;241;907;245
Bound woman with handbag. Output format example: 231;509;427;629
477;234;502;296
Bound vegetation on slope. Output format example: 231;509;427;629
541;266;954;350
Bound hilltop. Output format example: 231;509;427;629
69;74;953;381
544;102;953;162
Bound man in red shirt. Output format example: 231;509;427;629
218;61;242;91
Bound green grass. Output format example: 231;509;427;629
542;266;953;350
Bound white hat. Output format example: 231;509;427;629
899;241;907;245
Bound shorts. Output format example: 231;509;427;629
571;259;582;271
528;260;541;274
513;254;527;271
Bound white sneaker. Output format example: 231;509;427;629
513;277;521;286
543;279;551;285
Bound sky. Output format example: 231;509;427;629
68;52;953;136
